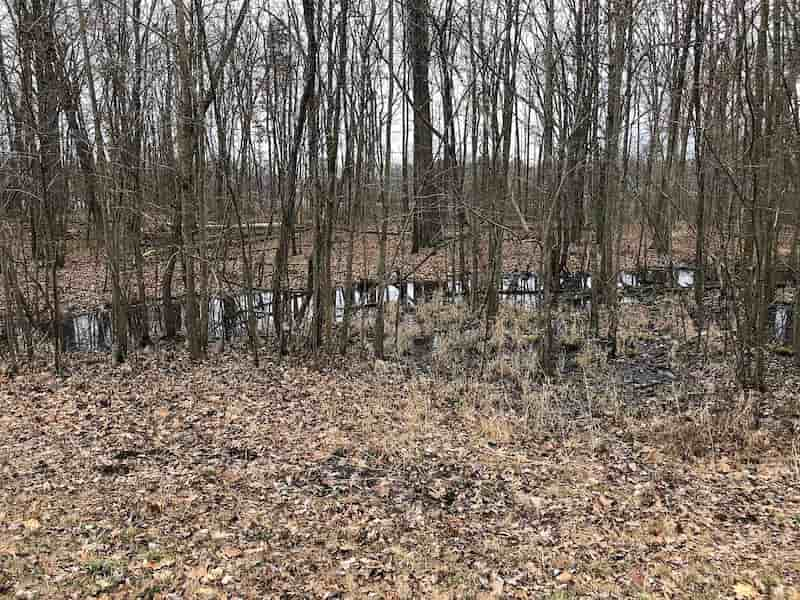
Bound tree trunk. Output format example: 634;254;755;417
272;0;318;352
408;0;438;250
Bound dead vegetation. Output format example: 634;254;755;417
2;282;799;599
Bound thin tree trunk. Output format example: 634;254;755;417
272;0;318;352
376;0;394;359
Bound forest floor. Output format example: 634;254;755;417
1;287;800;598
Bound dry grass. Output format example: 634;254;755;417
637;391;765;460
1;345;799;598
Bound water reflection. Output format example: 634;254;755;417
26;266;789;354
63;309;112;352
771;303;793;344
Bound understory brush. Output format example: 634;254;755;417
377;297;798;468
645;390;769;460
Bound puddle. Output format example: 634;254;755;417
770;302;793;344
499;267;696;293
55;282;442;352
4;266;790;354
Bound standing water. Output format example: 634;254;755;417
8;266;791;353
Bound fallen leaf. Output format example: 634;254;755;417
734;582;759;599
23;518;41;531
376;479;391;497
195;587;218;599
630;568;645;589
152;557;175;570
598;494;613;508
556;571;573;584
187;565;208;580
515;491;544;511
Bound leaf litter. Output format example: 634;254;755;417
0;343;799;599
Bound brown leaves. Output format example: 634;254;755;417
592;493;614;512
194;587;221;599
733;581;800;600
717;458;734;474
513;490;545;512
220;546;241;559
142;556;174;571
555;571;573;584
187;564;231;587
734;582;759;599
628;568;646;589
1;346;799;599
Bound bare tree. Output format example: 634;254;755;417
408;0;439;251
272;0;317;352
